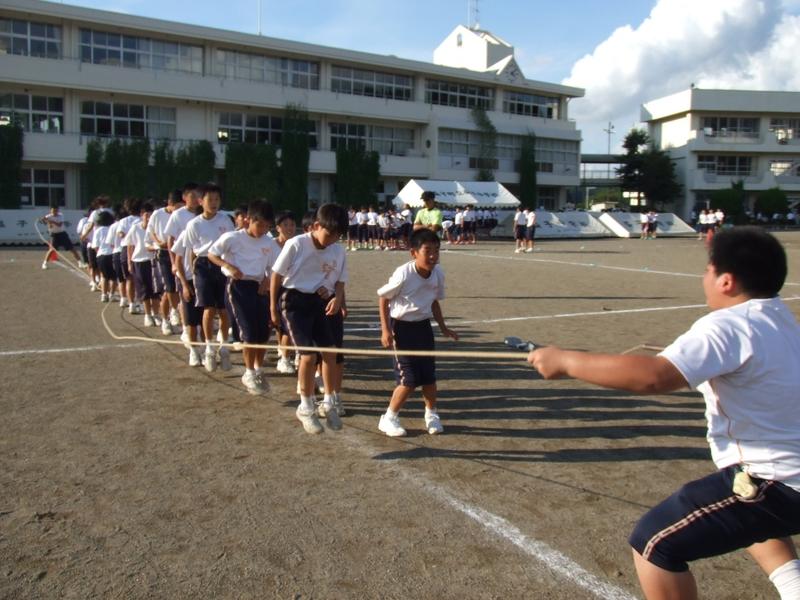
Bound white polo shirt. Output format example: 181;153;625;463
92;225;113;256
184;212;235;257
147;207;172;247
526;211;537;228
170;230;194;281
124;222;156;263
377;261;445;322
660;297;800;491
514;211;527;226
43;212;65;234
272;232;348;295
208;229;281;282
164;206;199;242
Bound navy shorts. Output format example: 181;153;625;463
348;224;358;240
629;465;800;572
88;247;98;270
51;231;73;251
392;318;435;388
112;252;127;283
227;279;270;344
280;289;335;354
80;241;89;263
97;253;115;281
132;260;157;300
179;279;203;327
154;249;176;294
525;226;536;241
193;257;226;309
514;225;526;241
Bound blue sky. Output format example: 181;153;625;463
49;0;800;152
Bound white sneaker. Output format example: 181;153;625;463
110;293;120;302
276;357;296;374
180;330;191;350
218;347;232;371
90;281;98;291
296;407;323;434
425;411;444;435
525;248;533;253
203;348;217;372
143;314;155;327
161;319;173;336
318;401;342;430
514;248;522;254
119;297;128;308
254;372;270;394
332;394;346;417
130;303;143;315
188;348;202;367
378;413;406;437
100;293;109;302
169;309;181;327
41;261;48;270
242;371;266;395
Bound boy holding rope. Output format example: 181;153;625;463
528;227;800;600
377;228;459;437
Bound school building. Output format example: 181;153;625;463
0;0;584;210
642;87;800;219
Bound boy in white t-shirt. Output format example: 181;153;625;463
270;204;349;434
124;202;159;326
184;183;235;373
171;228;204;367
376;228;459;437
39;205;81;269
209;200;280;395
528;227;800;600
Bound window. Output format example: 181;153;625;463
697;155;752;176
438;128;578;174
503;91;559;119
217;111;318;148
701;116;759;138
769;118;800;142
0;92;63;133
0;19;61;59
80;100;176;138
329;122;414;155
212;49;319;89
20;168;65;207
770;160;798;177
425;79;493;110
331;66;413;101
79;29;202;74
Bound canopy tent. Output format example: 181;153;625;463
391;179;520;209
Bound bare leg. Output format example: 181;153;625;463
420;383;438;411
388;385;414;413
298;353;316;396
632;549;697;600
748;538;798;575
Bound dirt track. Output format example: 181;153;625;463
1;234;799;599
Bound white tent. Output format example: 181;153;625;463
392;179;520;209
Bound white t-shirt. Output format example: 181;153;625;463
92;225;113;256
184;212;235;257
164;206;198;242
124;222;156;263
514;211;527;225
640;213;649;224
463;209;474;223
43;212;65;234
367;211;378;226
170;230;194;281
105;221;125;253
356;211;368;225
526;211;537;228
76;216;89;237
660;297;800;491
117;215;141;247
272;232;348;295
401;209;412;224
348;210;358;226
454;211;464;226
147;207;172;247
208;229;281;282
377;261;445;322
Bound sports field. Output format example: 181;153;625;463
1;233;799;599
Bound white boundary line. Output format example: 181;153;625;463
0;342;147;357
443;249;800;287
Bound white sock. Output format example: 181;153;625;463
323;393;335;405
425;406;437;416
299;395;315;412
205;342;213;354
254;365;262;374
245;368;255;377
770;560;800;600
386;408;398;418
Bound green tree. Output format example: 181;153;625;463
123;139;150;200
710;180;747;224
335;145;380;207
84;138;106;204
471;106;497;181
518;133;537;208
280;104;312;215
0;120;24;208
755;187;788;217
103;139;125;202
224;143;280;207
152;140;177;200
175;140;216;188
617;128;682;209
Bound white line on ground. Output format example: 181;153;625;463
0;342;147;357
443;249;800;287
53;259;91;282
340;428;638;600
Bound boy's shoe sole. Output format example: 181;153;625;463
296;408;323;434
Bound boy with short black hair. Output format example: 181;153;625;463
209;200;280;395
148;190;183;335
377;228;459;437
183;183;235;373
124;202;159;326
39;204;81;269
528;227;800;600
270;203;349;434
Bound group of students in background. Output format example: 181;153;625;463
42;185;458;440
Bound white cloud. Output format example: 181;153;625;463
562;0;800;151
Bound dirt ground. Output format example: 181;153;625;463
1;233;799;599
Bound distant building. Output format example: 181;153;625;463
642;87;800;218
0;1;583;209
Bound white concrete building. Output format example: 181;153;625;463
0;0;583;209
642;87;800;219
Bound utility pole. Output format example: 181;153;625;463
603;121;615;179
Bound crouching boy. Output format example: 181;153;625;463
528;227;800;600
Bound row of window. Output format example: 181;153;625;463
1;93;63;133
21;168;65;207
79;101;177;139
329;123;414;156
701;116;759;137
697;155;752;176
1;18;563;116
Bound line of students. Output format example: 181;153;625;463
66;183;458;440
